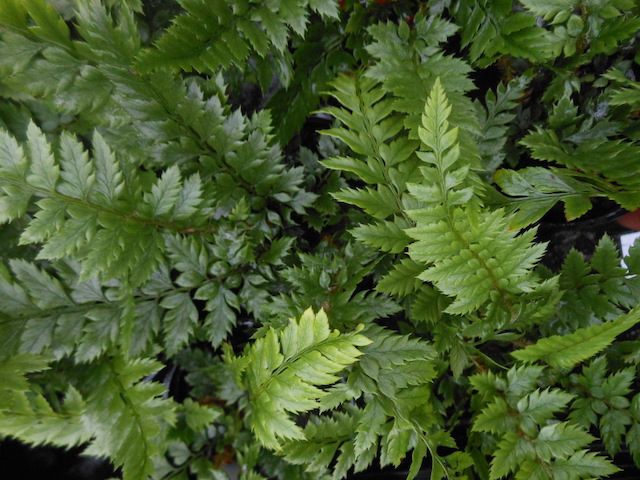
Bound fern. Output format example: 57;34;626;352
603;67;640;110
81;356;176;479
513;302;640;368
320;73;420;297
471;365;619;480
474;76;528;174
0;1;639;479
452;0;560;67
136;0;338;86
493;166;596;228
265;242;400;331
569;356;640;462
364;14;479;161
0;354;175;480
406;79;547;315
495;89;640;225
280;409;360;475
520;125;640;210
0;123;204;286
227;308;371;450
281;324;443;479
0;354;88;448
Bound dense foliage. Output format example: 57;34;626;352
1;1;640;479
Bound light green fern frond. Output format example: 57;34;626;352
0;354;176;480
406;79;546;315
0;355;89;448
231;308;371;450
81;356;176;480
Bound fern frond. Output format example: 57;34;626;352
320;74;426;307
265;242;400;331
0;355;89;448
544;236;638;334
376;258;424;297
0;260;124;360
81;356;176;480
520;127;640;210
0;2;315;224
493;166;595;228
603;68;640;109
281;410;360;475
551;450;620;479
233;308;371;450
364;16;479;159
0;387;88;446
407;80;547;315
136;0;338;81
351;219;412;254
512;306;640;368
453;1;560;66
569;356;638;459
0;124;213;286
313;327;441;478
474;77;527;173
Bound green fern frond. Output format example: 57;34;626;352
407;80;546;315
474;77;528;173
0;356;97;453
0;259;128;360
313;326;441;478
281;409;360;475
472;365;618;480
520;125;640;211
358;325;437;397
512;306;640;368
569;356;639;459
493;166;599;228
351;219;412;254
136;0;338;82
0;365;89;449
364;15;479;161
264;242;399;331
375;258;424;297
320;74;423;304
0;123;211;286
453;0;564;66
81;356;176;480
0;1;314;224
233;308;371;450
543;236;639;333
603;68;640;109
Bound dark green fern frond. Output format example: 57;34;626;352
136;0;339;85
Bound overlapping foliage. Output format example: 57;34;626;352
1;1;640;480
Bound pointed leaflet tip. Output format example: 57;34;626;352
25;121;60;191
419;78;453;153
